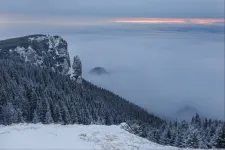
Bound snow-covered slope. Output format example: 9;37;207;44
0;123;178;150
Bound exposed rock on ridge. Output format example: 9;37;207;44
0;34;70;74
72;55;82;84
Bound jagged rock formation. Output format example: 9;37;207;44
0;34;70;74
89;67;109;75
72;55;82;84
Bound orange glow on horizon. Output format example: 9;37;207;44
0;14;224;27
111;18;225;25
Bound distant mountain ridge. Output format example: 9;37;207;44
174;105;200;121
176;105;199;114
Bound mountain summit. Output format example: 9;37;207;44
0;34;70;74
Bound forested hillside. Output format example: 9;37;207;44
0;56;163;126
0;35;224;148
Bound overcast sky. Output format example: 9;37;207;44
0;0;224;120
0;0;224;18
0;0;224;34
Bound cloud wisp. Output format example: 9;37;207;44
112;18;225;25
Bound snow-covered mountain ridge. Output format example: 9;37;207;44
0;123;178;150
0;35;224;149
0;34;70;74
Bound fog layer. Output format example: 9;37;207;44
64;25;224;120
0;23;224;120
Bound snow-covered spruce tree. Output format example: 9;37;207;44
148;129;160;143
174;130;183;147
1;103;18;125
44;100;54;124
174;121;189;148
45;110;54;124
17;108;24;123
209;121;221;148
159;125;172;145
211;123;225;148
53;104;64;124
185;126;199;148
32;109;40;123
216;123;225;148
72;55;82;84
191;113;202;128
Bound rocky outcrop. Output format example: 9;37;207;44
72;55;82;84
0;34;70;74
89;67;109;75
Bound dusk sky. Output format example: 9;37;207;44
0;0;224;28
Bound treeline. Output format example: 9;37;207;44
126;114;225;148
0;57;224;148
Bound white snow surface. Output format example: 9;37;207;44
14;46;26;56
0;123;178;150
29;36;46;42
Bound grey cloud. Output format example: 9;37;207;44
0;0;224;18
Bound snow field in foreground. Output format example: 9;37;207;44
0;123;178;150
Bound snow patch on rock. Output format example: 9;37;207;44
14;46;26;56
1;34;70;75
29;36;46;42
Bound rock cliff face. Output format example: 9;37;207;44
72;55;82;84
0;34;70;74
